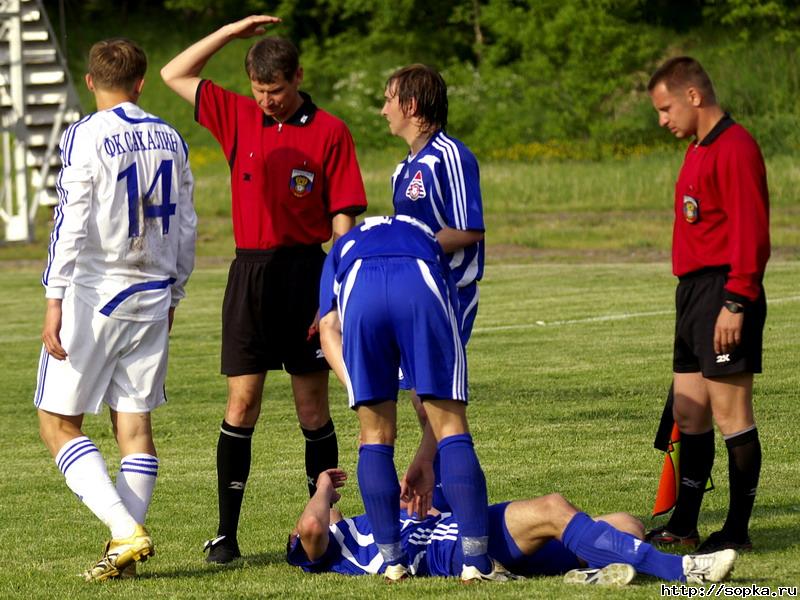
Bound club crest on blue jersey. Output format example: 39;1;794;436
683;195;699;223
405;170;427;201
290;168;315;197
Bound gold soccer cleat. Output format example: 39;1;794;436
83;524;154;582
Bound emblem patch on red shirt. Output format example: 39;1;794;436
290;169;315;197
405;170;426;201
683;195;699;223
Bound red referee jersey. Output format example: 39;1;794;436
673;116;770;303
196;80;367;249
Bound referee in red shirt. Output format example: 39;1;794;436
162;15;367;564
645;57;770;554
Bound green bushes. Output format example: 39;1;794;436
48;0;800;157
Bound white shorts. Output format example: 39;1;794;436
34;291;169;415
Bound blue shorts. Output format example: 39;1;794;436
486;502;581;576
339;257;467;406
399;281;478;391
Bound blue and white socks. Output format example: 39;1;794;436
116;453;159;524
55;436;137;540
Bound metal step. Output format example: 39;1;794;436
1;0;83;235
26;150;61;168
23;65;65;85
0;83;72;107
23;104;79;126
0;45;57;64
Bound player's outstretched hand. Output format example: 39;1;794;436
42;299;67;360
400;460;434;517
226;15;282;39
318;468;347;503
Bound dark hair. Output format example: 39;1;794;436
245;37;299;83
648;56;716;102
386;64;448;133
88;38;146;91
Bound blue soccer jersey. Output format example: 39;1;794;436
390;131;484;290
286;504;582;577
287;510;461;576
319;215;466;404
319;215;448;319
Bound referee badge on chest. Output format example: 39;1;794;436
683;195;699;223
290;168;315;197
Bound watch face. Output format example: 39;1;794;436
725;301;743;313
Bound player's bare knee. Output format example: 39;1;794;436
297;409;329;431
37;411;81;456
295;395;330;429
597;512;645;539
225;395;261;426
540;493;577;518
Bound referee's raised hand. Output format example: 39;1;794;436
225;15;282;39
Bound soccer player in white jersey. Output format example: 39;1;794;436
34;38;196;581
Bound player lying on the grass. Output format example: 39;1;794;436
286;469;738;585
34;38;196;581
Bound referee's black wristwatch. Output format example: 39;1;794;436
723;300;744;314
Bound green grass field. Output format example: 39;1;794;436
3;150;800;261
2;257;798;598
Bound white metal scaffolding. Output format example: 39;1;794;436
0;0;80;242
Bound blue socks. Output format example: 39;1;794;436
430;451;451;512
563;512;685;581
438;434;491;573
358;444;406;565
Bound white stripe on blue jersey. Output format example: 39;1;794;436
43;102;196;321
288;510;462;576
319;215;446;320
391;131;484;288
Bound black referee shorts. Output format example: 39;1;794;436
673;267;766;377
221;245;329;376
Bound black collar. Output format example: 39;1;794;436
262;91;317;127
697;113;735;146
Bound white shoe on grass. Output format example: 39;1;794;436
564;563;636;586
683;549;737;584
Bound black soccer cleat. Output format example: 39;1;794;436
645;526;700;549
203;535;242;564
696;530;752;554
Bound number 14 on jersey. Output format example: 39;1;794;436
118;159;176;237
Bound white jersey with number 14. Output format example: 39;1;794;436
43;102;196;321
